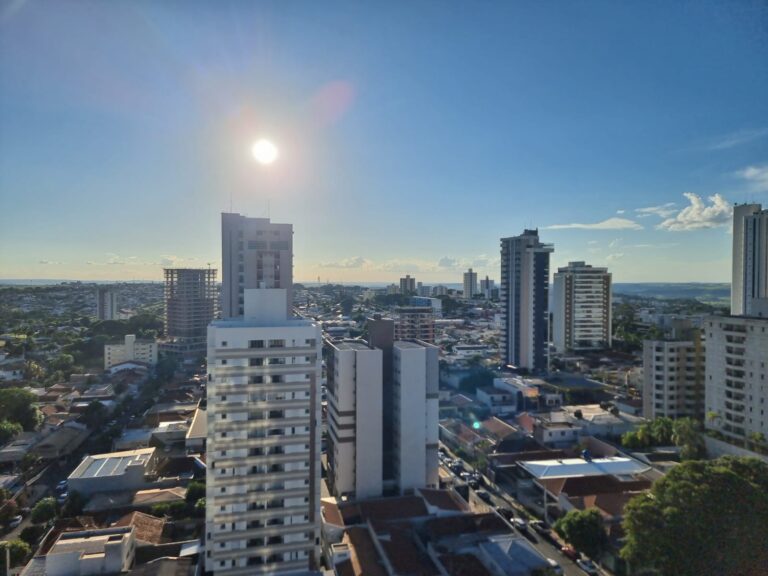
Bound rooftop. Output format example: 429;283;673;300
520;457;650;480
49;526;133;558
185;408;207;441
69;447;155;480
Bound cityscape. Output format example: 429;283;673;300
1;3;767;576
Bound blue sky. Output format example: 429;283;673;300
1;0;767;283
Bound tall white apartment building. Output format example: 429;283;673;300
324;339;383;500
96;286;119;321
704;315;768;444
732;203;768;316
463;268;478;299
552;261;612;352
104;334;157;370
221;213;293;319
500;230;553;372
206;289;321;575
642;321;705;420
392;340;440;493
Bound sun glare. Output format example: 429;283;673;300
252;139;279;165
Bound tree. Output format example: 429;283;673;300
622;457;768;576
22;360;45;382
0;420;22;445
0;388;42;431
0;539;32;568
81;401;107;429
671;418;706;460
194;497;206;517
185;481;205;504
50;353;75;374
554;508;607;559
650;417;674;445
30;497;57;524
60;491;86;518
0;500;18;524
19;525;46;546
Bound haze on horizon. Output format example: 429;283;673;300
1;1;767;284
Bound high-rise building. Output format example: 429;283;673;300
399;275;416;295
704;314;768;444
394;306;436;343
96;286;119;321
731;203;768;316
221;213;293;319
551;261;612;352
324;339;383;500
432;285;448;297
363;315;438;493
206;289;322;575
161;268;217;362
417;284;432;297
392;340;440;492
480;276;495;300
463;268;478;299
500;230;553;372
642;320;705;420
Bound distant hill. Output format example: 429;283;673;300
613;283;730;302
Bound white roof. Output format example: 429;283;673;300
519;457;650;479
69;448;155;480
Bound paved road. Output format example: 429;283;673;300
439;444;605;576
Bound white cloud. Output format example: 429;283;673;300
658;193;732;231
736;164;768;192
38;260;62;265
705;128;768;151
438;257;460;269
609;238;622;249
545;217;643;231
616;209;625;214
606;253;624;262
635;202;677;219
319;256;370;269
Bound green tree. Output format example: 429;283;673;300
194;497;206;517
671;417;706;460
622;457;768;576
0;500;19;524
0;420;22;445
0;388;42;430
30;497;57;524
0;539;32;568
19;525;46;546
81;401;107;429
185;481;205;504
22;360;45;382
60;491;86;518
650;417;674;445
50;353;75;373
554;508;607;559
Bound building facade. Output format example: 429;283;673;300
161;268;217;362
399;275;416;295
480;276;495;300
324;339;383;500
705;315;768;444
394;306;436;344
551;261;612;352
206;289;322;575
731;203;768;316
500;230;553;372
463;268;478;299
221;213;293;319
642;321;705;420
96;286;119;321
104;334;157;370
392;340;440;493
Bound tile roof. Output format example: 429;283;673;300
425;513;508;540
343;526;387;576
418;489;468;513
113;511;166;544
340;496;429;526
439;553;493;576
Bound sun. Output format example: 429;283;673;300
251;139;279;165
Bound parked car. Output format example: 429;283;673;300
55;480;68;492
546;558;564;575
576;559;599;575
495;506;514;520
475;490;493;504
561;545;580;561
8;515;23;529
57;492;68;505
530;520;548;535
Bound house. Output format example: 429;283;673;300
34;423;90;460
68;448;158;495
476;387;516;416
43;526;136;576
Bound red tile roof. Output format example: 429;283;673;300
418;489;468;513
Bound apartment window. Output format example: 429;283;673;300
250;358;264;367
249;340;265;349
221;341;228;347
221;359;227;365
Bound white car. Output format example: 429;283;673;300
8;515;23;529
576;559;599;575
546;558;563;575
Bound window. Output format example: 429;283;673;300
250;358;264;366
221;341;228;347
221;359;227;365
